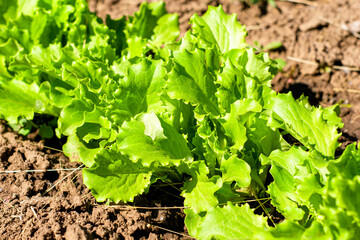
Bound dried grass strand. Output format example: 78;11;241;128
102;205;189;210
43;164;84;195
287;56;318;66
0;168;81;174
42;145;64;152
333;88;360;94
279;0;318;7
287;56;360;72
319;17;360;39
147;223;196;239
30;206;38;219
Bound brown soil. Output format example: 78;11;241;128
1;0;360;239
0;121;186;240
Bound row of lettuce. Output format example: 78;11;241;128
1;0;359;239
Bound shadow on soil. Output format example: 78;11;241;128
280;82;323;106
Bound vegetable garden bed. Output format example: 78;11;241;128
1;0;360;239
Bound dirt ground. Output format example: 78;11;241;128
1;0;360;239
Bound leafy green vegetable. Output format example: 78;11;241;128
185;203;269;239
190;6;247;53
83;146;153;203
1;1;359;239
268;93;341;157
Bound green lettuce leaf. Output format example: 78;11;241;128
220;155;251;188
116;113;191;167
264;146;325;220
182;161;222;213
268;93;341;157
0;79;59;122
185;203;269;240
83;147;152;203
318;174;360;239
316;143;360;238
167;48;220;116
124;1;179;57
190;5;247;53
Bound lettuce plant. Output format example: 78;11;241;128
1;0;360;239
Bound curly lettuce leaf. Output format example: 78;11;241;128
220;99;262;152
83;147;152;203
182;161;222;213
111;58;167;117
268;93;341;157
190;5;247;53
124;1;179;57
220;154;251;188
328;143;360;179
0;79;60;122
167;48;220;116
317;144;360;238
216;53;276;112
185;203;269;240
264;146;325;220
254;220;332;240
116;113;191;167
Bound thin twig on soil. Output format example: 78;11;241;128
102;205;189;210
43;164;84;195
333;88;360;94
1;197;22;216
42;145;63;152
319;17;360;39
100;197;273;210
287;56;360;72
81;191;93;199
39;167;83;213
25;142;63;152
0;168;81;174
248;187;275;226
147;223;196;239
20;218;33;237
332;65;360;72
278;0;318;7
30;206;38;219
152;182;183;192
287;56;318;66
11;215;23;220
